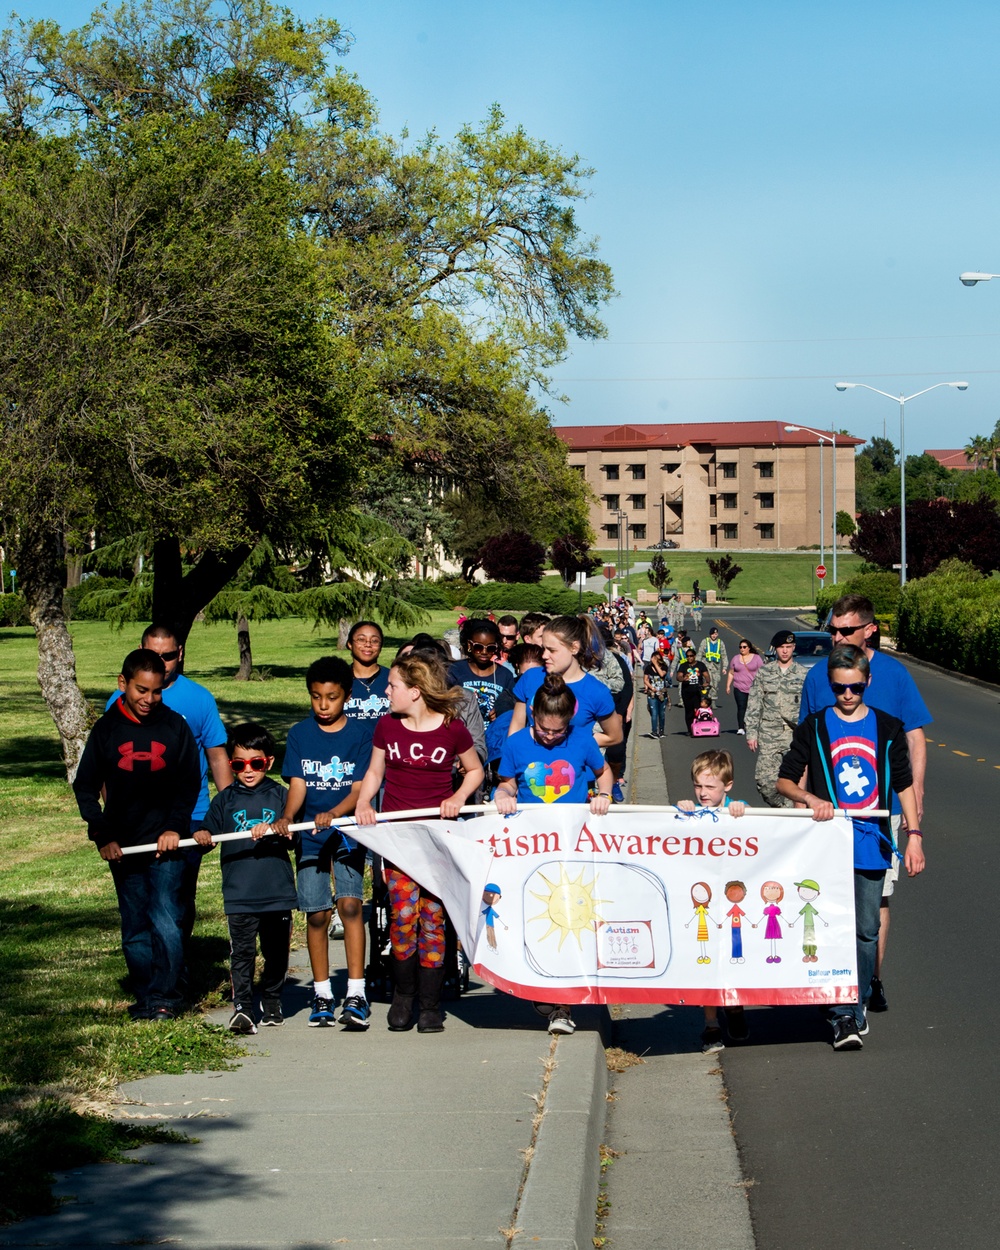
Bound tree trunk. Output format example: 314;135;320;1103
235;614;253;680
337;618;351;648
18;526;94;782
152;536;252;652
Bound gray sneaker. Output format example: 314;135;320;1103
547;1006;576;1035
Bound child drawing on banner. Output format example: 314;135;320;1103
724;881;749;964
684;882;718;963
786;878;828;962
495;672;615;1037
753;880;785;963
481;884;507;950
676;751;749;1053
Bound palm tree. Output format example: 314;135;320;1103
964;434;990;470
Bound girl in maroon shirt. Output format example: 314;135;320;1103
355;655;484;1033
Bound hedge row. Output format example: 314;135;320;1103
895;560;1000;682
459;581;606;614
815;571;902;624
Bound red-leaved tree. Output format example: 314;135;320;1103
478;531;547;583
852;500;1000;578
551;535;600;585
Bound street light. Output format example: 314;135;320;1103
959;272;1000;286
834;381;968;585
614;509;629;596
785;424;838;584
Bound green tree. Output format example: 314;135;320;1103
647;554;672;594
836;511;856;542
705;554;743;598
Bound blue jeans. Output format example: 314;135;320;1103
829;868;884;1028
109;854;186;1011
647;696;665;736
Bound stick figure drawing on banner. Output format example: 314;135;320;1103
752;880;785;963
481;883;507;950
723;880;748;964
683;881;718;963
786;878;828;963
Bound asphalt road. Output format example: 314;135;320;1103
653;606;1000;1249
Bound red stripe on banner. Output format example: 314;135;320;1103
472;964;858;1008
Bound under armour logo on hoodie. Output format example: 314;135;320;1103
118;741;167;771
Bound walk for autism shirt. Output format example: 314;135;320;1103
824;707;889;870
499;726;606;805
343;666;390;730
372;714;474;813
281;716;374;859
74;700;201;850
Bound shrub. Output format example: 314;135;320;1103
397;580;453;611
64;576;130;620
816;571;901;624
896;560;1000;680
0;592;30;626
461;582;605;613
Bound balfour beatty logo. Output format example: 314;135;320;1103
118;741;167;771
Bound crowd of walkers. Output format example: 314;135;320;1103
72;587;928;1054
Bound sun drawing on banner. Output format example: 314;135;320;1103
528;865;610;950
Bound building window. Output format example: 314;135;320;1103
629;464;646;479
758;461;774;479
721;493;738;509
628;494;646;510
603;523;619;540
720;463;737;479
758;492;774;509
662;461;681;474
630;523;647;540
759;523;775;540
571;463;586;474
604;494;620;511
721;524;738;541
603;464;620;480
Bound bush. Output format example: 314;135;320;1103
816;571;902;624
396;580;453;611
896;560;1000;680
0;592;30;626
461;582;605;614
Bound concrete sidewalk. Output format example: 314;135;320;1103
3;684;753;1250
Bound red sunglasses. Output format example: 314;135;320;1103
230;757;269;773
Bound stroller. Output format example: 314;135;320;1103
365;855;471;1002
691;706;720;737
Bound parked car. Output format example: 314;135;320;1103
646;539;679;550
765;631;833;669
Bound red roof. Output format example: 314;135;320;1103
554;421;864;451
924;449;976;470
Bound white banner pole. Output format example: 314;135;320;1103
117;804;890;856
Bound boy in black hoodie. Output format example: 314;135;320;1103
73;649;201;1021
194;724;296;1033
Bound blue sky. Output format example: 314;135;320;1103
19;0;1000;455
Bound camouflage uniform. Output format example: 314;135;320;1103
744;661;807;807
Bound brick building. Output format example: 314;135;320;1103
554;421;862;550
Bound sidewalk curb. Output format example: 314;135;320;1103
516;1031;608;1249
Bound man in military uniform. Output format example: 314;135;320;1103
744;630;806;807
696;627;728;706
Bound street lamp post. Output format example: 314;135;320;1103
614;509;629;596
834;381;968;585
785;424;838;584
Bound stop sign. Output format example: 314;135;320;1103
816;564;827;580
604;565;616;580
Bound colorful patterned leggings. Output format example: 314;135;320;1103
386;868;446;967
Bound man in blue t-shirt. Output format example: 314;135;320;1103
105;624;232;967
798;594;930;1011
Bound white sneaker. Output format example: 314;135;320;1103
547;1006;576;1035
737;728;746;735
328;917;345;939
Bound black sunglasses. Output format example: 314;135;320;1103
154;648;180;662
829;681;866;696
827;624;866;638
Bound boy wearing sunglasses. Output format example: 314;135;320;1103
194;724;295;1033
777;645;925;1051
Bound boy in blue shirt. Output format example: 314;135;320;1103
778;644;925;1051
194;724;296;1033
271;657;373;1029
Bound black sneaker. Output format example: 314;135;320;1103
858;1007;870;1037
339;995;372;1030
229;1005;257;1035
701;1026;725;1054
308;995;336;1027
150;1007;175;1023
868;976;888;1012
259;1000;283;1027
830;1016;863;1050
726;1006;749;1042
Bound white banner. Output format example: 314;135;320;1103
373;807;859;1009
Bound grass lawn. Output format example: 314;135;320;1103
590;549;863;606
0;613;456;1223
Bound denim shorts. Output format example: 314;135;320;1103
295;831;366;912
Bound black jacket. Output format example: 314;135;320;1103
198;776;296;914
73;699;200;850
778;705;912;842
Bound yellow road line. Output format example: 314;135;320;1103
953;750;970;757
